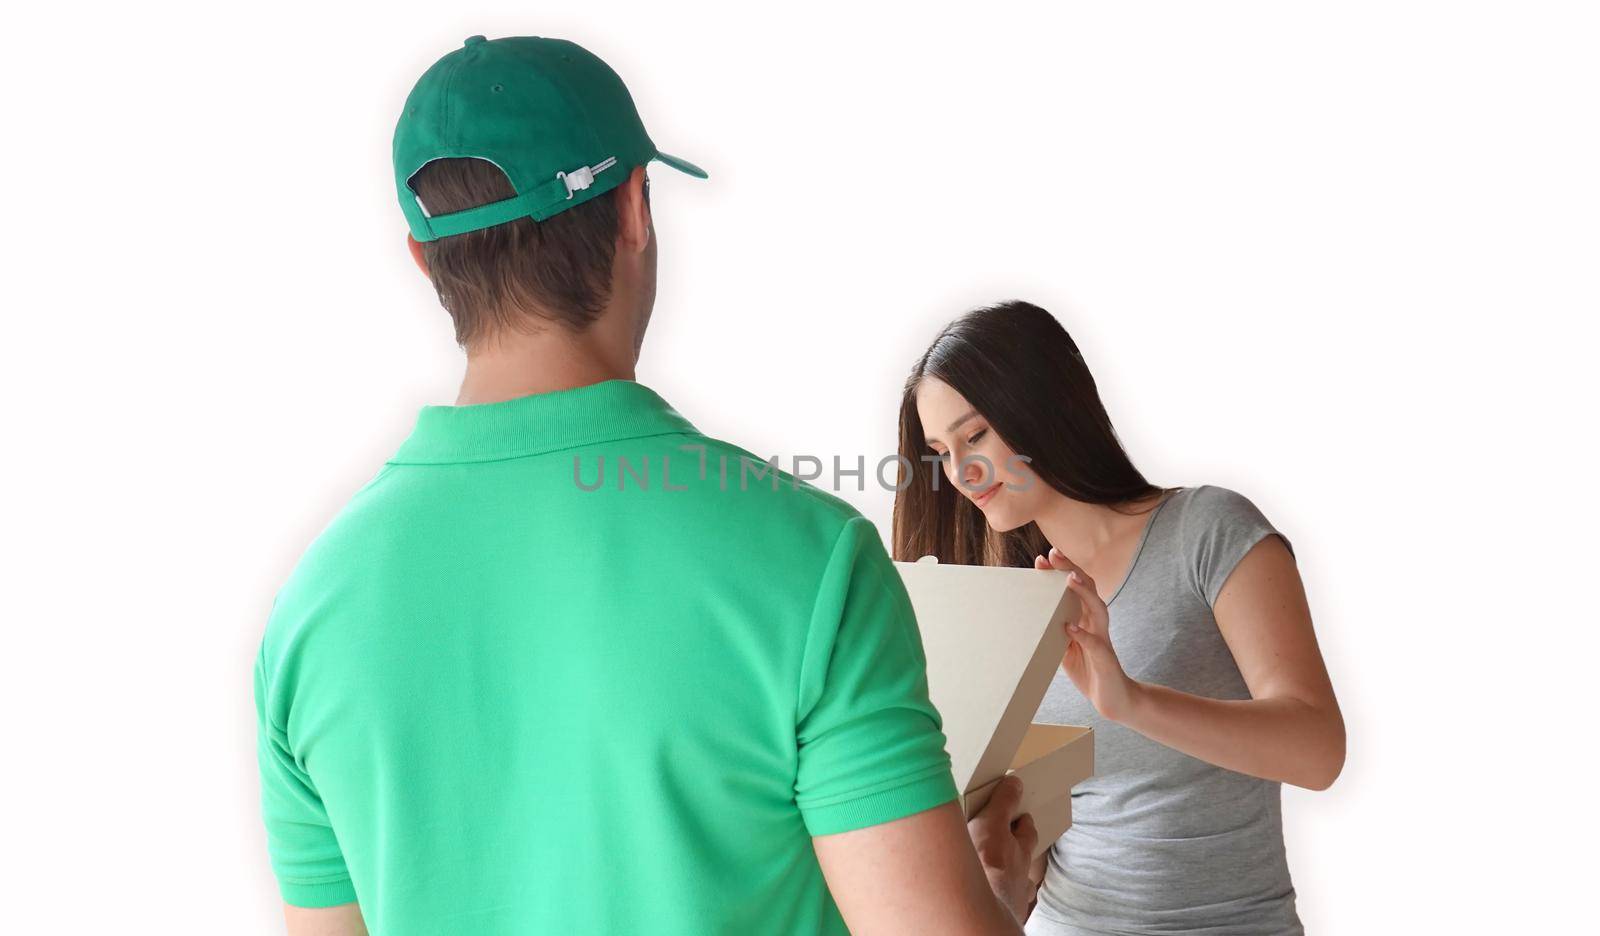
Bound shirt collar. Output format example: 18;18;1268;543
389;378;698;465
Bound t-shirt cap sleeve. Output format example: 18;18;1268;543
793;516;960;837
1182;485;1295;608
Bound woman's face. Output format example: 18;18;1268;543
914;376;1045;532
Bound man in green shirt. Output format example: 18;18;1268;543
254;34;1037;935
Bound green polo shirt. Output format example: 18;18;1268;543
253;378;958;935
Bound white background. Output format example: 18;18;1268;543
3;2;1596;932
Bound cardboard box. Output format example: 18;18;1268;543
895;557;1094;857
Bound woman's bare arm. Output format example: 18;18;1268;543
1041;537;1345;790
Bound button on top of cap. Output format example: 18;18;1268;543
463;35;486;46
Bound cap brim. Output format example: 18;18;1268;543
653;150;708;179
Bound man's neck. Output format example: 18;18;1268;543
455;323;637;406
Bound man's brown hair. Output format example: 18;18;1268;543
408;157;648;346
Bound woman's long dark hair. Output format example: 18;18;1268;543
891;300;1175;567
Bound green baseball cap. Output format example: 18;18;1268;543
394;35;707;242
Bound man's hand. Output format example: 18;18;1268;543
967;775;1039;923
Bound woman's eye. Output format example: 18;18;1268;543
967;428;988;445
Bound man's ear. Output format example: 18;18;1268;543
615;165;652;255
406;234;430;276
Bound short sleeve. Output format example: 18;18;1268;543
1183;485;1296;608
794;517;960;837
254;643;358;907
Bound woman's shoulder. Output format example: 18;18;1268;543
1168;484;1269;526
1163;484;1295;605
1166;484;1284;542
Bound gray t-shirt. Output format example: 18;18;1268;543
1025;485;1303;936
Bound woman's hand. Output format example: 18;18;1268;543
1035;547;1141;722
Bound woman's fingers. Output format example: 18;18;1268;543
1067;624;1134;721
1048;547;1098;590
1041;547;1110;638
1045;546;1077;573
1068;624;1113;665
1063;569;1111;637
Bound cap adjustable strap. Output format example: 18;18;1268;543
415;156;619;240
555;156;617;200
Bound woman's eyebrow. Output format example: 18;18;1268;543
945;409;979;432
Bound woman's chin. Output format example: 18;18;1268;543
980;506;1030;533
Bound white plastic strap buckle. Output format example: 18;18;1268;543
556;156;619;199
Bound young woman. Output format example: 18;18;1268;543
892;301;1344;936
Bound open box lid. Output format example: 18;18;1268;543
893;557;1081;794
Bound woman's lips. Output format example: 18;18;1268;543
971;482;1003;507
